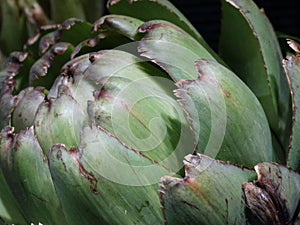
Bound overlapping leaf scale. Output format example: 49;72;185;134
48;125;171;225
0;129;26;225
107;0;221;60
0;11;201;224
11;87;45;132
175;59;274;167
159;154;257;225
0;51;34;129
34;87;87;154
83;50;194;168
93;15;144;40
1;1;298;225
0;127;67;224
160;153;300;225
137;20;222;81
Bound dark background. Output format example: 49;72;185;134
170;0;300;51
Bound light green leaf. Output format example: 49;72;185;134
0;127;26;225
175;59;274;167
34;86;86;154
160;153;256;225
48;125;169;225
83;50;194;168
138;20;220;81
12;87;45;132
0;127;67;225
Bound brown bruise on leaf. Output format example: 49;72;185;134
243;183;285;225
58;18;84;30
0;126;15;157
38;32;62;55
174;79;199;153
52;144;98;195
69;148;98;195
159;154;255;225
26;18;84;56
243;164;290;225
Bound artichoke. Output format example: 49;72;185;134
0;0;299;224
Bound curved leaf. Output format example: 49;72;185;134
283;42;300;172
160;154;256;225
0;127;67;224
219;0;291;152
175;59;274;167
29;42;74;89
48;125;169;225
93;15;143;40
34;86;86;154
83;50;195;170
0;128;26;225
107;0;219;59
12;87;45;132
138;20;220;81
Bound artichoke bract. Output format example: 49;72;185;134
0;0;299;225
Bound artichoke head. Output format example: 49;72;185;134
0;0;299;225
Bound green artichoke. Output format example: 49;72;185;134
0;0;299;224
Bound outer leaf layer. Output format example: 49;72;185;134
138;20;218;81
0;127;66;224
160;154;256;225
175;59;274;167
48;125;170;225
0;129;26;225
83;50;195;167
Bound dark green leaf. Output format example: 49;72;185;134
219;0;291;154
283;41;300;172
107;0;219;59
